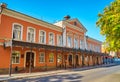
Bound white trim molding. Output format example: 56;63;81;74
12;23;23;41
26;27;36;42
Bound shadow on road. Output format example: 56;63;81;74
8;73;83;82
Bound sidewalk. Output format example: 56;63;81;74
0;63;118;81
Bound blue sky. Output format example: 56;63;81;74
0;0;114;42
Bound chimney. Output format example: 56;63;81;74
0;3;7;8
64;15;71;20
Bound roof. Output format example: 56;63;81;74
86;36;102;44
0;6;62;32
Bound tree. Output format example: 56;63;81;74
96;0;120;52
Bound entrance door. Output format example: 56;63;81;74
76;55;79;66
26;52;34;68
68;55;72;66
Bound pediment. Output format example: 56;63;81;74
66;18;87;32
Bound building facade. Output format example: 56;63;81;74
0;4;106;74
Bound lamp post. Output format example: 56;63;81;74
62;27;65;69
82;51;84;67
9;39;12;76
29;40;32;73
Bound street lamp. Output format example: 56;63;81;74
29;40;33;73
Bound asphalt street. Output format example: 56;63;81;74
8;65;120;82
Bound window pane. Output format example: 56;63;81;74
74;38;78;48
16;57;20;63
40;31;45;44
49;53;54;62
13;25;21;40
68;36;72;47
58;35;62;46
12;51;20;64
49;33;54;45
39;53;45;63
28;28;35;42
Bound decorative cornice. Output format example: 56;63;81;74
2;8;62;32
86;36;102;44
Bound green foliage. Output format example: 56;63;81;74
96;0;120;51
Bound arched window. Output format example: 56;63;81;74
13;24;22;40
57;35;62;46
49;33;54;45
27;27;35;42
39;30;46;44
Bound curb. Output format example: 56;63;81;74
0;70;70;81
0;63;118;81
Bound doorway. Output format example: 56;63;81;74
76;55;79;66
68;54;72;66
26;52;34;68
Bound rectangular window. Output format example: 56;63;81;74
80;40;84;49
67;36;72;47
49;33;54;45
39;52;45;63
27;27;35;42
74;38;78;48
57;35;62;46
49;53;54;63
13;24;22;40
12;51;20;64
39;30;46;44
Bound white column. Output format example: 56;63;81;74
62;25;66;47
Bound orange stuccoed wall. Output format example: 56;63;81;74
0;14;62;69
0;14;61;44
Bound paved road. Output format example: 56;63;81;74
8;65;120;82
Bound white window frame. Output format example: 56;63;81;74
27;27;36;42
39;30;46;44
39;52;45;63
12;51;20;64
49;53;54;63
74;38;78;49
67;36;72;47
49;32;55;45
57;34;62;46
12;23;23;40
80;40;84;49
